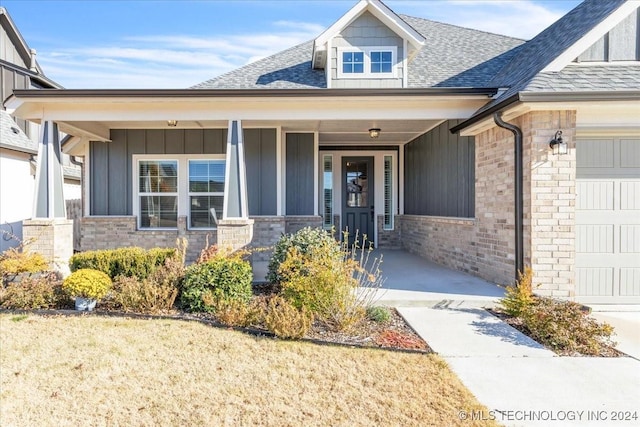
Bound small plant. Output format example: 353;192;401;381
521;297;615;356
62;269;112;300
0;272;67;309
196;235;219;264
267;227;339;284
0;247;49;276
264;296;313;339
375;330;426;350
367;306;391;324
110;275;179;314
180;252;252;312
500;267;536;317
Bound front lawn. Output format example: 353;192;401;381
0;315;497;426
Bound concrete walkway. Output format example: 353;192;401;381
399;305;640;427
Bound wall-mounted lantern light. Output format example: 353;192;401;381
549;130;567;155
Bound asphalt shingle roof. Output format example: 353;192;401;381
0;110;37;154
193;15;524;90
474;0;631;116
523;64;640;92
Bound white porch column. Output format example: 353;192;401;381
23;120;73;274
219;120;253;251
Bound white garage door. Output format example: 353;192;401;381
576;137;640;304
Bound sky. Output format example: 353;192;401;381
1;0;582;89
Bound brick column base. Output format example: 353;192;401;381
22;218;74;276
217;219;254;252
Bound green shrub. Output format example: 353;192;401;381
521;297;615;356
0;273;68;309
0;248;49;276
267;227;338;284
277;242;365;332
367;306;391;324
500;267;536;317
69;247;176;280
62;269;112;300
180;253;252;312
264;296;312;339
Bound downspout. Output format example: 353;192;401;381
493;112;524;282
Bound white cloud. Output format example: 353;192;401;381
38;22;322;88
388;0;570;39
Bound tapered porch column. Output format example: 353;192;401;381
23;120;73;274
218;120;253;251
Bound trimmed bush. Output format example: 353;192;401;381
62;269;112;300
521;297;615;356
267;227;338;284
0;273;68;309
0;248;49;276
180;254;252;312
264;296;312;339
211;298;264;327
69;247;176;279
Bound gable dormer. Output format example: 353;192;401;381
312;0;425;88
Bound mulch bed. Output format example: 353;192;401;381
487;308;624;357
1;305;431;354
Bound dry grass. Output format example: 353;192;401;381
0;314;497;427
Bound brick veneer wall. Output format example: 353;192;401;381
284;216;322;234
249;216;285;262
400;110;577;293
80;216;210;263
377;215;401;249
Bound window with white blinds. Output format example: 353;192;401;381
322;155;333;229
384;155;393;230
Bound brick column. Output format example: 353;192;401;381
22;218;73;275
524;111;577;298
217;219;254;252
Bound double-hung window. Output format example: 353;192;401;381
337;46;397;78
139;160;179;228
135;155;225;230
188;160;225;228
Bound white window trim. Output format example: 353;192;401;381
132;154;225;231
337;46;398;79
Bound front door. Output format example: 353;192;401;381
342;157;374;246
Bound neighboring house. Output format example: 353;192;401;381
6;0;640;303
0;7;80;252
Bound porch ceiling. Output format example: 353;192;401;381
60;118;443;145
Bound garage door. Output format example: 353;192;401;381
575;137;640;303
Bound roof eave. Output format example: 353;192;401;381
450;93;520;134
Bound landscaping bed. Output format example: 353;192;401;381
491;268;623;357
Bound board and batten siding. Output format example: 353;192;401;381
577;8;640;61
404;119;475;218
330;11;404;88
245;129;277;216
285;133;315;215
90;128;279;217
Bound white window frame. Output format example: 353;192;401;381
133;154;225;231
188;159;226;230
337;46;398;79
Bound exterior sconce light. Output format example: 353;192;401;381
549;130;567;155
369;128;381;139
167;120;178;127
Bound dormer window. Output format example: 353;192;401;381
337;46;397;78
342;51;365;74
